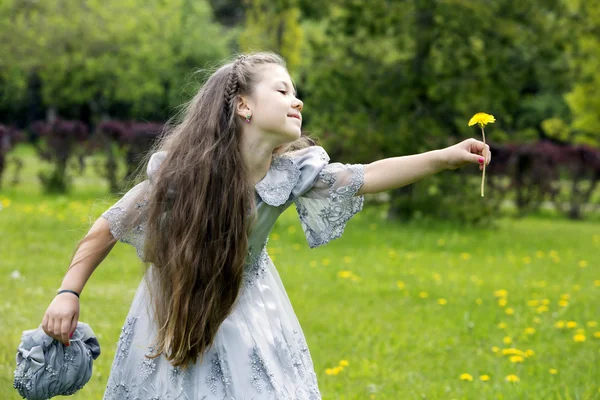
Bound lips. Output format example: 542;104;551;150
287;113;301;121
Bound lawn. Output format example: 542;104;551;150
1;145;599;399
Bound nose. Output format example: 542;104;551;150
293;97;303;112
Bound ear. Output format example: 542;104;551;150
235;95;252;119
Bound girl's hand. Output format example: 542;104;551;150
442;138;491;171
41;292;80;346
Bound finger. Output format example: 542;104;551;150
41;313;49;334
473;153;486;165
61;316;71;345
69;315;78;339
52;317;62;342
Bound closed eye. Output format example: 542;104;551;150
278;90;287;95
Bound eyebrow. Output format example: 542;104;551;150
277;80;297;97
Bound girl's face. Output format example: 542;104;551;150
244;64;303;141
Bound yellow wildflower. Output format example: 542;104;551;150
503;336;512;345
325;368;334;375
491;346;499;353
475;298;483;305
587;321;598;328
510;355;524;363
468;112;496;127
396;281;405;289
524;349;535;358
498;322;507;329
558;300;569;307
419;292;429;299
505;374;520;383
480;375;490;382
554;321;565;328
460;373;473;381
339;360;349;367
498;298;508;307
578;260;588;268
533;317;541;324
536;305;549;314
494;289;508;298
594;280;600;287
505;308;515;315
542;299;550;305
549;368;558;375
460;252;471;261
527;299;540;307
593;332;600;338
573;334;586;342
524;327;535;335
566;321;578;329
437;298;448;305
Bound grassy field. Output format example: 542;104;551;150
1;145;599;399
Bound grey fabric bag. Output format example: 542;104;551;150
14;322;101;400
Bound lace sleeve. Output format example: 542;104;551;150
100;181;151;260
294;161;365;248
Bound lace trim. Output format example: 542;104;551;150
255;155;300;206
296;164;365;248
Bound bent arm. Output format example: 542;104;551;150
356;150;447;196
58;217;117;295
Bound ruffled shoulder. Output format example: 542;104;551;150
255;146;330;206
146;151;167;184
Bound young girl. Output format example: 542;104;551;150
41;52;491;399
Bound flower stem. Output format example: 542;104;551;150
480;126;486;197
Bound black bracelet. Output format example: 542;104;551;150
57;289;80;298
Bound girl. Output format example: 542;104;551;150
41;52;491;399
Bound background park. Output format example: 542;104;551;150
1;0;599;399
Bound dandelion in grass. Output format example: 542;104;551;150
437;298;447;305
498;298;508;307
593;332;600;338
527;299;540;307
524;327;535;335
339;360;349;367
419;291;429;299
558;299;569;307
549;368;558;375
505;307;515;315
555;321;566;329
460;373;473;381
503;336;512;345
578;260;588;268
468;112;495;196
494;289;508;298
524;349;535;358
509;355;524;363
480;375;490;382
505;374;520;383
396;281;405;289
491;346;500;353
587;321;598;328
497;322;507;329
566;321;578;329
573;334;586;342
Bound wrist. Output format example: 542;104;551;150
57;289;80;298
432;149;449;172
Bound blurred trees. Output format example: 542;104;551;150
0;0;231;125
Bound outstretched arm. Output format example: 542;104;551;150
357;138;491;195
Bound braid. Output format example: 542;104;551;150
224;55;247;117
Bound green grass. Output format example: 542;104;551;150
1;145;599;399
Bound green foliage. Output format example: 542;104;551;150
0;0;231;119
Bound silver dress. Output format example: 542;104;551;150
100;146;365;399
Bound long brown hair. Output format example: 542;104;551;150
123;52;314;368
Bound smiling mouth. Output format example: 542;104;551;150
288;115;301;121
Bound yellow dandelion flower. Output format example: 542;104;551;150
578;260;588;268
549;250;558;257
494;289;508;298
475;298;483;305
505;374;520;383
510;355;524;363
325;368;334;375
541;299;550;305
524;349;535;358
524;327;536;335
554;321;565;328
558;300;569;307
533;317;541;324
587;321;598;328
503;336;512;345
527;299;540;307
549;368;558;375
396;281;405;289
566;321;578;329
491;346;500;353
460;252;471;261
576;328;585;335
560;293;570;300
498;298;508;307
433;273;442;282
468;112;496;127
505;308;515;315
594;280;600;287
480;375;490;382
287;226;297;234
437;298;448;305
1;198;11;208
573;284;581;291
460;373;473;381
419;291;429;299
498;322;507;329
536;305;549;314
593;332;600;338
339;360;349;367
573;334;586;342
